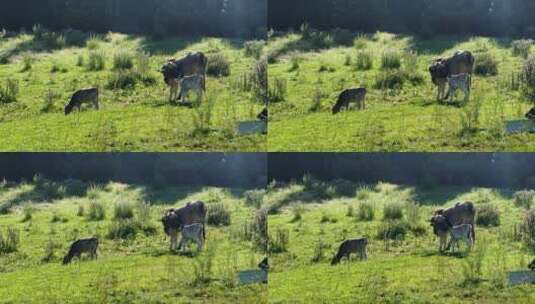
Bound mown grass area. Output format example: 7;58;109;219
267;177;535;303
268;30;535;151
0;176;267;303
0;29;266;151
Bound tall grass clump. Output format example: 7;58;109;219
476;203;500;227
376;220;409;240
207;53;230;77
191;93;215;136
21;53;34;72
355;51;373;70
459;94;482;136
113;49;134;70
374;70;405;90
87;50;106;71
513;190;535;209
0;79;19;104
269;78;287;103
113;201;134;220
22;205;34;222
191;244;217;286
207;203;231;226
86;35;101;50
244;189;265;209
251;59;268;102
512;39;532;58
244;40;264;59
474;52;498;76
522;209;535;250
32;24;45;39
461;242;487;284
357;201;375;221
381;51;401;70
521;55;535;100
383;202;404;220
87;201;106;221
0;227;20;254
269;228;289;253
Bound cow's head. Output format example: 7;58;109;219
429;59;448;85
64;104;73;115
161;209;181;236
429;214;449;236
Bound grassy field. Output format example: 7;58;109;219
0;176;267;303
0;28;266;151
267;177;535;303
268;30;535;151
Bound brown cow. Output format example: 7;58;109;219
433;201;476;242
161;52;207;103
331;237;368;265
429;50;474;101
161;201;207;251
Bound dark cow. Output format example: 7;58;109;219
433;201;476;242
529;259;535;271
161;52;207;102
161;201;207;251
257;108;268;121
331;237;368;265
429;50;474;101
63;238;99;264
430;214;450;252
332;88;366;114
65;88;99;115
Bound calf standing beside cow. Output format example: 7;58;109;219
161;52;208;104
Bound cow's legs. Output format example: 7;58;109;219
170;230;178;251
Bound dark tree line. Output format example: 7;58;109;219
0;0;266;37
269;0;535;37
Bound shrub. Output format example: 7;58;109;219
476;204;500;227
356;185;373;200
475;53;498;76
244;40;264;59
244;190;265;208
32;24;44;40
0;227;19;254
113;49;134;70
207;203;231;226
381;51;401;70
86;35;101;50
355;51;373;70
374;70;405;89
513;190;535;209
354;35;367;49
42;32;66;49
512;39;532;58
113;201;134;220
87;201;105;221
269;228;289;253
0;79;19;104
207;54;230;77
87;51;106;71
376;220;409;240
383;202;404;220
357;201;375;221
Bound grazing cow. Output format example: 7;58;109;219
433;201;476;242
258;257;269;272
430;214;450;252
63;238;99;264
448;224;474;253
178;75;205;103
161;52;207;102
65;88;99;115
446;73;471;102
161;201;207;251
178;223;204;251
332;88;366;114
529;259;535;271
429;50;474;101
331;237;368;265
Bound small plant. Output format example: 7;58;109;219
346;205;355;217
113;49;134;70
459;94;482;136
251;59;268;102
522;209;535;250
191;92;216;136
207;53;230;77
0;227;20;254
87;201;106;221
106;70;139;90
521;55;535;100
113;201;134;220
374;70;405;90
381;51;401;70
291;205;305;222
87;50;106;71
300;23;312;40
513;190;535;209
86;35;101;50
462;242;487;284
76;54;84;67
357;201;375;221
191;244;217;286
354;35;367;49
244;190;265;209
41;239;59;263
32;24;45;39
269;228;289;253
512;39;532;58
476;203;500;227
0;79;19;104
309;89;323;113
135;51;151;77
244;40;264;59
207;203;231;226
288;55;300;72
311;238;328;263
40;89;58;113
376;220;409;240
403;51;418;73
383;202;404;220
107;219;139;239
21;53;34;72
475;52;498;76
77;205;85;217
355;51;373;70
